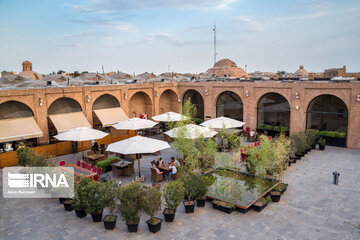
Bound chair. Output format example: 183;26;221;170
251;144;254;148
171;171;179;180
254;142;258;147
87;164;92;170
150;168;163;182
97;167;102;176
93;175;99;182
124;163;135;176
77;160;81;167
59;160;66;166
81;162;86;168
245;127;250;133
92;166;97;173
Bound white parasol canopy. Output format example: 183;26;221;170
164;124;217;139
200;116;245;129
54;126;108;141
106;136;170;177
152;112;189;122
112;118;158;130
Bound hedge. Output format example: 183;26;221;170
96;157;121;172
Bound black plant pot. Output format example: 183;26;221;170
311;144;316;149
163;209;176;222
279;184;288;194
270;191;281;202
146;218;162;233
75;209;87;218
319;145;325;150
63;200;74;211
59;198;66;204
288;161;291;167
126;222;139;233
212;202;233;214
196;198;206;207
295;154;302;160
103;215;117;230
252;201;268;212
183;200;195;213
91;209;103;222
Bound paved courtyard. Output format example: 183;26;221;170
1;143;360;240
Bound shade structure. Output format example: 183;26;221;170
0;117;43;143
200;116;245;129
112;118;157;130
164;124;218;139
152;112;189;122
54;127;108;142
106;136;170;177
93;107;128;127
48;112;91;133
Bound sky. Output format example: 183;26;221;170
0;0;359;75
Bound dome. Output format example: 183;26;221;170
19;71;43;80
295;65;309;77
207;59;248;78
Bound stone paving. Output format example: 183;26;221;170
0;141;360;240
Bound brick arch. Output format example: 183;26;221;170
255;91;291;109
158;89;180;113
182;89;205;119
0;100;34;119
47;97;82;115
0;99;36;118
128;91;153;118
92;93;121;110
304;92;350;113
215;90;244;121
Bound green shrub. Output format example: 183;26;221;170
74;177;92;210
319;130;346;138
118;182;143;224
163;180;185;210
96;157;121;172
193;118;204;125
17;146;53;167
290;132;308;154
142;185;162;223
179;172;198;201
273;126;281;132
306;129;320;146
280;126;289;133
104;180;121;215
318;137;326;146
83;181;107;214
257;124;266;131
264;125;273;131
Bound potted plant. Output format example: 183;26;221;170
142;185;162;233
212;200;235;214
103;180;120;230
318;137;326;150
163;180;185;222
273;183;288;195
194;175;215;207
83;181;107;222
63;199;74;211
270;190;281;202
74;177;91;218
252;196;272;212
118;182;143;232
180;172;198;213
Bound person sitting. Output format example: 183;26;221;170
92;141;99;153
170;157;180;166
151;160;165;179
156;157;163;167
168;163;177;179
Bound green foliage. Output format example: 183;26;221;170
142;185;162;222
256;124;289;133
163;180;185;210
319;130;346;138
306;129;320;146
257;124;266;131
118;182;143;223
228;134;243;151
317;137;326;146
194;137;218;169
74;177;92;210
83;181;107;214
290;132;308;154
193;118;204;124
96;157;121;172
104;180;121;215
193;175;216;199
179;172;198;201
17;146;53;167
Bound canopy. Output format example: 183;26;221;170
152;112;189;122
112;118;157;130
54;127;108;142
164;124;218;139
106;136;170;177
48;112;91;133
200;116;245;129
0;117;43;142
93;107;128;127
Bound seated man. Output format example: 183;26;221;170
170;157;180;166
156;157;163;167
168;163;177;179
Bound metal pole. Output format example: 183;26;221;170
213;24;217;65
138;153;141;178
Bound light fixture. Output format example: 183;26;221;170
155;91;158;97
295;92;299;99
85;95;91;103
246;90;249;97
357;94;360;102
296;105;299;110
178;98;181;103
38;98;43;107
205;89;209;96
124;92;128;100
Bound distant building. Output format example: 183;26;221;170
19;61;43;80
295;65;309;77
207;59;248;78
1;71;17;78
324;65;347;77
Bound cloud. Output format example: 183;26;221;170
274;12;327;21
147;32;183;44
65;0;237;14
234;16;263;32
46;39;81;48
71;18;136;32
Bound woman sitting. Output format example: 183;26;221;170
151;160;165;179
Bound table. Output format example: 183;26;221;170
112;161;134;177
158;163;171;175
60;163;97;179
87;153;105;164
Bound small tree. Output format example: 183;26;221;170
118;182;143;224
83;181;107;214
104;180;120;216
163;180;185;211
142;185;162;224
74;177;92;210
193;174;216;200
290;132;308;155
179;172;198;201
17;145;54;167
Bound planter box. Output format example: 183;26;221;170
319;145;325;150
252;200;268;212
91;209;103;222
63;200;74;211
146;218;162;233
103;215;117;230
75;209;87;218
126;221;139;233
163;209;175;222
196;199;206;207
270;191;281;202
323;136;346;147
212;201;234;214
183;201;195;213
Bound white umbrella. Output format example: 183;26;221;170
112;118;158;130
152;112;189;122
54;127;108;159
106;136;170;177
200;116;245;129
164;124;217;139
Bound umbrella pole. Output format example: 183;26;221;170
81;141;84;160
137;154;141;178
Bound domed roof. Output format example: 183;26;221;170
207;59;248;78
19;71;43;80
295;65;309;77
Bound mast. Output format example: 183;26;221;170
213;24;217;65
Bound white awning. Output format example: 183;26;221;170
93;107;128;127
0;117;43;142
48;112;91;133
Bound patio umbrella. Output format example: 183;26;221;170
112;118;158;130
164;124;217;139
106;136;170;177
200;116;245;129
54;126;108;159
152;112;189;122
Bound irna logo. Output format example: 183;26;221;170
8;173;69;188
